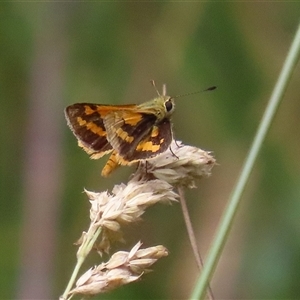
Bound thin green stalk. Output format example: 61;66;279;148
60;226;102;300
191;23;300;300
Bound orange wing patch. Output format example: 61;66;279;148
101;150;131;177
115;127;135;143
136;140;161;152
77;117;107;136
122;112;143;126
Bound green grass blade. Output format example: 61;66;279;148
191;23;300;300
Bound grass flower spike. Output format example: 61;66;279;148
137;140;215;188
69;242;168;297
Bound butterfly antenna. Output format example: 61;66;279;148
150;80;161;96
173;86;217;99
162;83;167;96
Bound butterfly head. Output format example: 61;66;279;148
138;95;175;122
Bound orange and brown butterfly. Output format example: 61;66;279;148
64;81;216;177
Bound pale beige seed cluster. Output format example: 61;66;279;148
76;179;178;255
136;140;215;188
70;242;168;296
88;179;178;227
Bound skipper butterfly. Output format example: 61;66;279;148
64;81;215;176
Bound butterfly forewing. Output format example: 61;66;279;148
65;103;113;157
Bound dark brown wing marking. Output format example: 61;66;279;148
64;103;112;158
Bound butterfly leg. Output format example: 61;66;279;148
169;145;179;159
174;139;183;148
136;160;149;175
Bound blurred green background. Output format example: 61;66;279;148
1;2;300;299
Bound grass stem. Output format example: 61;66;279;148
191;23;300;300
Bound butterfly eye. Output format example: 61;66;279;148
165;99;173;112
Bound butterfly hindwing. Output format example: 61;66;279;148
131;118;173;160
104;111;172;161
